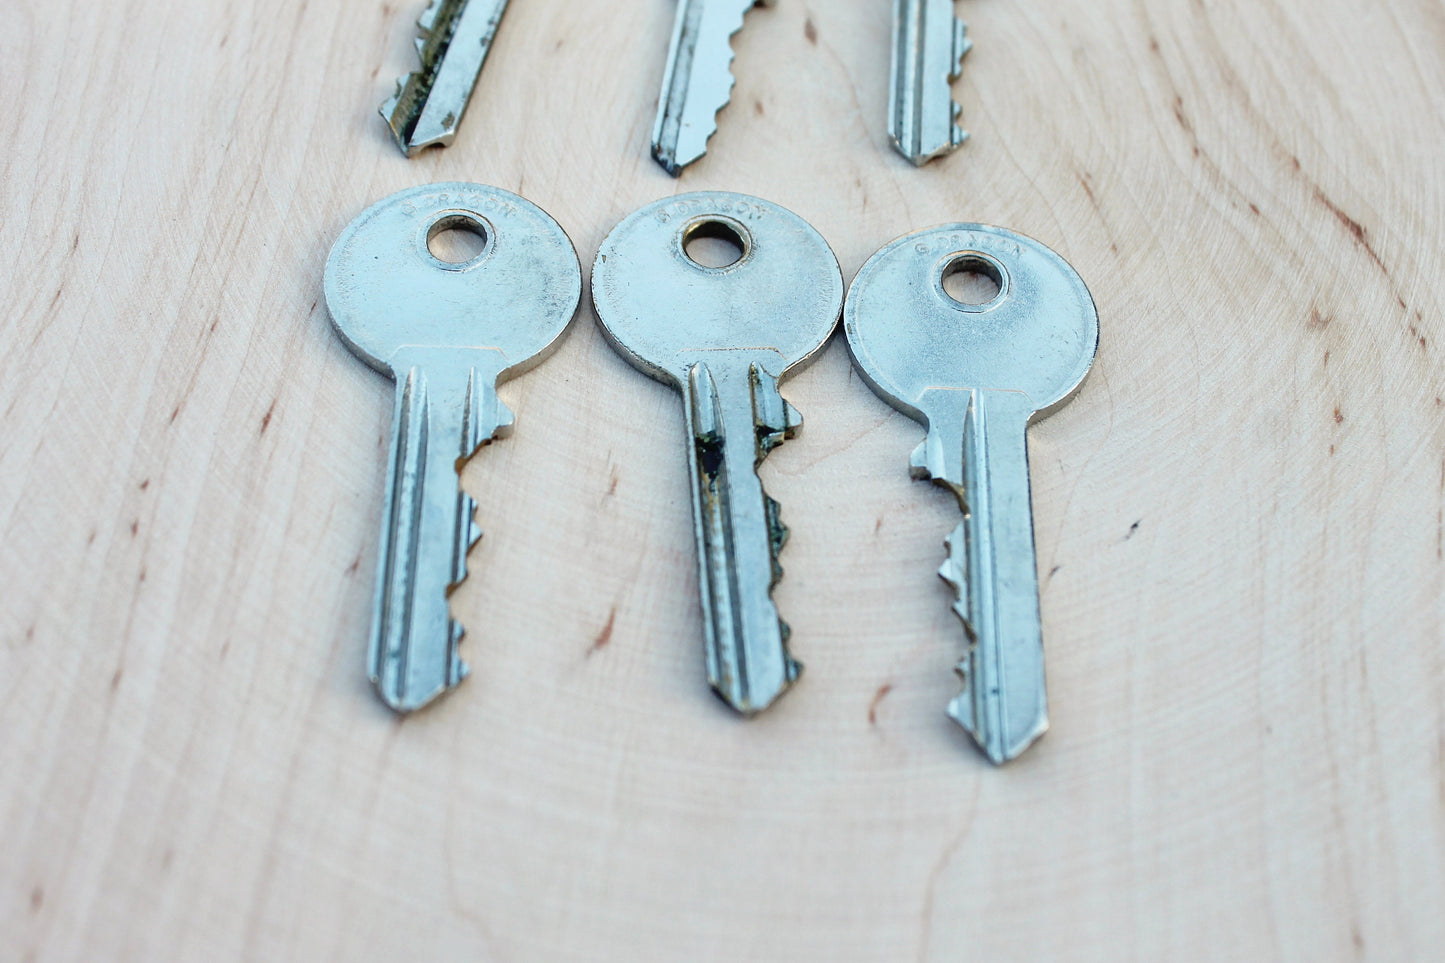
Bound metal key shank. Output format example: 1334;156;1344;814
652;0;772;176
370;347;512;711
914;387;1047;763
683;357;802;712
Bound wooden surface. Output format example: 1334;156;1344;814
3;0;1443;959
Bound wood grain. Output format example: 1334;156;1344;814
2;0;1443;959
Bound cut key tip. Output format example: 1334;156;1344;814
710;654;803;716
948;695;1048;765
371;654;470;715
650;142;687;178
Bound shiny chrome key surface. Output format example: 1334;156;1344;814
592;192;843;714
380;0;511;157
845;225;1097;763
325;183;581;712
651;0;773;176
889;0;972;165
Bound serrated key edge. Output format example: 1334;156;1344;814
651;0;772;177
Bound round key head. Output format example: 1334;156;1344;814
591;192;844;386
325;183;582;376
845;224;1098;421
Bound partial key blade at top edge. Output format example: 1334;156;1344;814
381;0;512;157
889;0;972;166
651;0;771;176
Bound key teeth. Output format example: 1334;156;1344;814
750;365;796;452
951;20;972;147
939;522;973;637
380;81;402;119
764;493;788;588
951;102;969;149
947;690;976;738
461;493;483;556
751;366;793;590
492;399;516;439
940;521;982;752
654;74;735;178
951;18;972;79
911;428;960;485
762;486;798;694
417;0;442;34
910;440;931;479
451;621;470;688
783;401;803;437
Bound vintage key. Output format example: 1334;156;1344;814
651;0;773;176
889;0;972;165
380;0;511;157
844;226;1097;763
324;183;581;712
591;192;843;714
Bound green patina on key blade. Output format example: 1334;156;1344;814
380;0;511;157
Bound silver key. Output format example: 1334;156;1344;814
651;0;773;177
844;226;1097;763
325;183;581;712
889;0;972;166
380;0;511;157
592;192;843;714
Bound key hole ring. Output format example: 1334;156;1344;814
679;216;752;273
937;251;1009;313
421;211;495;271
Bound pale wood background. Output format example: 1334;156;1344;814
2;0;1442;959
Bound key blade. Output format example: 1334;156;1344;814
917;388;1048;764
368;348;512;713
651;0;771;177
380;0;511;157
683;358;802;714
889;0;972;166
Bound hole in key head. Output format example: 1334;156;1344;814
427;214;489;264
683;218;747;269
942;254;1004;306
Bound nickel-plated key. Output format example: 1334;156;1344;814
380;0;511;157
889;0;972;166
844;225;1097;763
592;192;843;714
324;183;581;712
651;0;773;176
